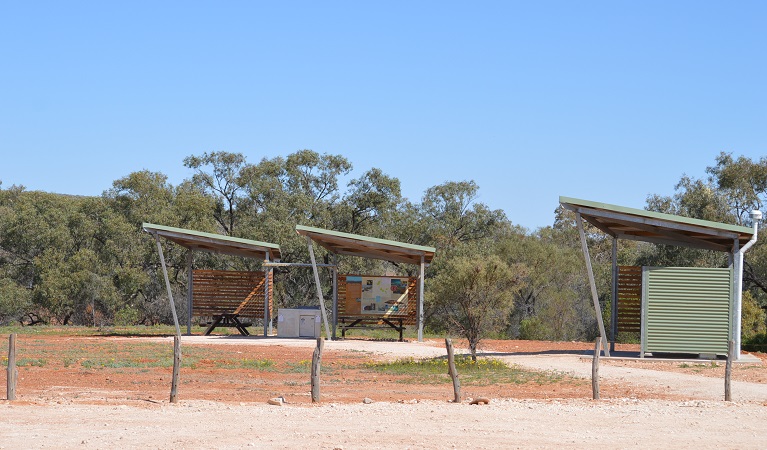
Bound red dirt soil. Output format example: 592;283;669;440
3;336;765;406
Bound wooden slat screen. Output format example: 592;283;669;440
338;275;418;325
192;270;272;318
617;265;642;333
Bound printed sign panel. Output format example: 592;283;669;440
346;276;409;316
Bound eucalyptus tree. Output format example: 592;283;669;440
417;180;515;340
420;180;507;250
184;151;247;236
283;149;352;226
0;185;37;323
703;153;767;309
337;167;402;236
238;150;354;308
104;170;217;324
494;227;592;340
640;154;766;290
706;152;767;224
0;186;128;325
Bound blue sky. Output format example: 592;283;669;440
2;1;765;230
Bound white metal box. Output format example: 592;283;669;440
276;308;321;338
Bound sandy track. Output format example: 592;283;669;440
501;353;767;403
1;399;765;449
2;336;766;449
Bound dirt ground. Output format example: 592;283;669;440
2;335;767;448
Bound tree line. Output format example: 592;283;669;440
1;150;765;352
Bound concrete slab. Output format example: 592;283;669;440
580;350;762;364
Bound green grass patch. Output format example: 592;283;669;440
285;360;312;373
0;325;186;337
81;358;141;369
678;361;720;372
365;356;564;386
237;358;275;370
209;358;276;370
15;357;47;367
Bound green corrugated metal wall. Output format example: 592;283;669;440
642;267;732;355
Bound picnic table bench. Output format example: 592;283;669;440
200;313;253;336
338;315;406;342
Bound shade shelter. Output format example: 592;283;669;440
559;197;759;359
294;225;436;341
142;223;281;336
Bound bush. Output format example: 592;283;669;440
742;291;767;340
0;279;32;325
743;333;767;353
114;305;141;326
519;317;550;340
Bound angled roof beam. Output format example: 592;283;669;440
615;232;729;252
574;206;742;240
580;215;618;238
604;216;733;252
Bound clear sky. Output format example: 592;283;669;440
2;1;765;230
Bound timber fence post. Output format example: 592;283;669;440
725;339;734;402
7;334;17;401
445;338;461;403
311;338;324;403
592;337;600;400
170;335;181;403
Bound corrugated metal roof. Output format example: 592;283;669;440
560;196;754;252
142;223;281;260
295;225;436;265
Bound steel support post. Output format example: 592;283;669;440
306;236;332;340
186;251;193;336
418;254;425;342
576;213;610;357
264;253;271;337
611;238;618;353
332;254;338;340
154;233;181;338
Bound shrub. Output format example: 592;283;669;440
114;305;141;326
742;291;767;340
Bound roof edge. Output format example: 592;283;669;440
295;224;436;253
559;196;753;236
142;223;281;250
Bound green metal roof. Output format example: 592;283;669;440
142;223;281;260
559;196;754;252
295;225;436;265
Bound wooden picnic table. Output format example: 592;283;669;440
338;315;406;342
201;313;253;336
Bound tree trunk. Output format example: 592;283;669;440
469;341;477;362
